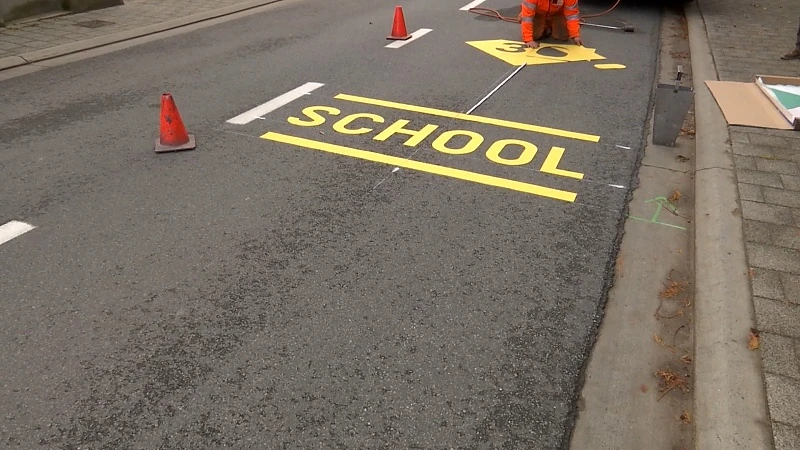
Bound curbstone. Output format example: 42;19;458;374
1;0;285;71
686;1;776;449
0;55;27;70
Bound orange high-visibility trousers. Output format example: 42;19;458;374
520;0;580;42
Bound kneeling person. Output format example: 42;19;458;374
520;0;583;49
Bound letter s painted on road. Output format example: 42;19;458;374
288;106;341;127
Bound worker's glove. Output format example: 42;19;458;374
525;40;539;49
572;37;583;46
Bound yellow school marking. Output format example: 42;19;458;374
466;39;606;67
595;63;627;70
334;93;600;143
541;146;584;180
485;139;538;166
287;105;587;179
432;130;484;155
373;119;440;147
261;131;578;203
331;112;385;135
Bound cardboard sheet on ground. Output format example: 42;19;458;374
706;75;800;131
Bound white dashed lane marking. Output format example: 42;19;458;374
0;220;35;247
460;0;488;10
385;29;433;49
226;82;325;125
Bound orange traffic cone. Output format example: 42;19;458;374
155;93;196;153
387;6;411;40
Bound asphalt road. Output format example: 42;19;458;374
0;0;661;448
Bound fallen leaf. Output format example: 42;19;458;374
679;410;692;424
656;369;690;400
640;384;648;393
653;334;676;353
749;329;760;350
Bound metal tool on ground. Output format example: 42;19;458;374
580;21;635;32
155;93;196;153
652;65;695;147
387;5;411;40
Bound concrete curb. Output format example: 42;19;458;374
685;1;775;449
0;0;284;71
0;55;27;70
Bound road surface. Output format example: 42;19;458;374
0;0;661;448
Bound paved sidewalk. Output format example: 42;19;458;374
698;0;800;448
0;0;260;60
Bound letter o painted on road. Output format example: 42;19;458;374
485;139;538;166
431;130;485;155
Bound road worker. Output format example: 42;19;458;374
780;17;800;60
519;0;583;49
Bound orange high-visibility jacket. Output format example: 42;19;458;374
520;0;581;42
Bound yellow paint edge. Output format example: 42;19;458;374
594;63;627;70
333;93;601;143
261;131;577;203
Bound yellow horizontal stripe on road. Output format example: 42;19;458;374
333;93;601;143
261;132;577;203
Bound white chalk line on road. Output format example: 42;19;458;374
385;29;433;49
0;220;35;247
226;82;325;125
466;63;526;114
460;0;487;10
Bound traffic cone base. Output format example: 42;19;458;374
155;134;196;153
387;5;412;40
155;93;196;153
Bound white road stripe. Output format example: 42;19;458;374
0;220;35;247
460;0;487;10
226;82;325;125
385;28;433;49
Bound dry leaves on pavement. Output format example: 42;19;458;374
656;369;690;401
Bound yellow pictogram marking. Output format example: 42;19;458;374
466;39;607;67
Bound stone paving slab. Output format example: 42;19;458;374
0;0;258;59
699;0;800;448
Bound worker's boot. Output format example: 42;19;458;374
781;46;800;60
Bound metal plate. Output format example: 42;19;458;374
653;83;695;147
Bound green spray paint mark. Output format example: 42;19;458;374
628;196;687;231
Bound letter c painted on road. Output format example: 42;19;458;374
332;113;385;135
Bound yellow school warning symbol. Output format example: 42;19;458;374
466;39;606;66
